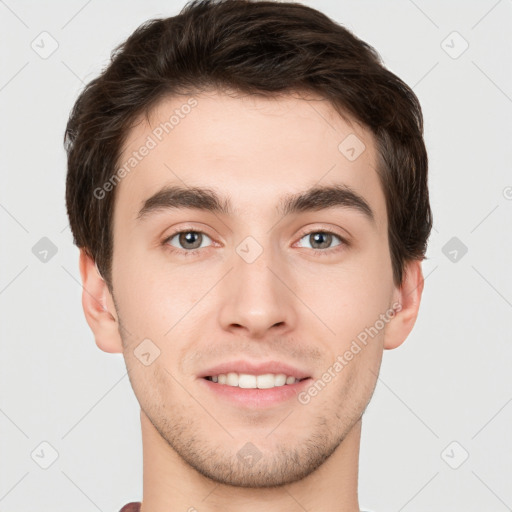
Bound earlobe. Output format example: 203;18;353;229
383;259;424;350
78;249;123;354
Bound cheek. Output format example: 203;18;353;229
296;257;394;336
113;244;196;330
114;267;210;382
114;227;395;344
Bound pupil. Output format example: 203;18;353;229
312;232;331;249
177;232;332;250
180;231;201;249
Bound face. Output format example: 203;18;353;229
108;89;401;487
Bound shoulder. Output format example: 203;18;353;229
119;502;141;512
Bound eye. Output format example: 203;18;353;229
296;230;345;252
164;230;213;252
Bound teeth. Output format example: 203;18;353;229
238;374;257;388
274;374;286;386
206;372;301;389
226;372;238;386
256;373;276;389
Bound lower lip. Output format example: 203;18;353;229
199;377;312;408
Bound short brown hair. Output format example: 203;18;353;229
64;0;432;291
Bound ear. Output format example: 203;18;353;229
383;259;424;350
78;249;123;354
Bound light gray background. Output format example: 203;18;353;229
1;0;511;511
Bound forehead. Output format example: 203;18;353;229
113;90;386;230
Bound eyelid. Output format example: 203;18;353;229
162;224;350;256
162;225;217;248
294;224;350;245
165;230;213;246
162;223;216;241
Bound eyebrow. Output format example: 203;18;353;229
136;183;374;223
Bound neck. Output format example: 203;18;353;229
139;410;361;512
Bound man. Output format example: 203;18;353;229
64;0;432;510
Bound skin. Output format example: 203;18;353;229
79;89;424;512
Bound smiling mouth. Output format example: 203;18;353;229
203;372;310;389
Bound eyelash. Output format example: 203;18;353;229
162;228;348;258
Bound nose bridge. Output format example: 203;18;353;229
217;234;296;336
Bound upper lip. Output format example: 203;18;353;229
198;360;311;380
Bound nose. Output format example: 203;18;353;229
217;242;298;339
